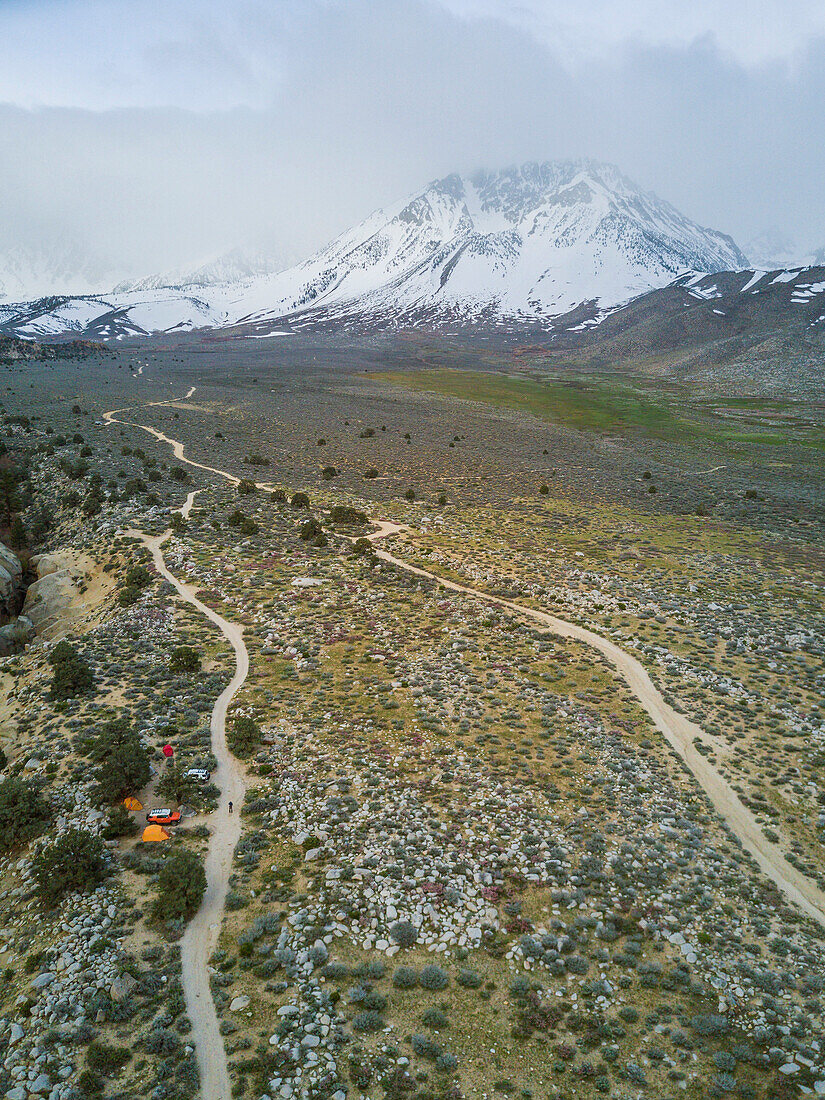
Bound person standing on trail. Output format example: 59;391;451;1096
228;801;233;814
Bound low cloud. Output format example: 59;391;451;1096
1;0;824;280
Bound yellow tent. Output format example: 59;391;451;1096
123;796;143;811
142;824;170;843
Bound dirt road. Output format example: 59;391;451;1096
105;401;824;1096
369;524;825;929
134;490;248;1100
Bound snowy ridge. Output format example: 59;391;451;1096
1;160;749;338
744;230;825;271
232;160;747;327
113;247;291;293
0;244;116;304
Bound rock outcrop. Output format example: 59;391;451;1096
0;542;30;655
0;614;36;656
22;553;85;636
0;543;24;621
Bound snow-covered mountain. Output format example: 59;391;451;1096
0;160;749;338
745;229;825;271
0;243;116;304
233;160;747;327
113;246;291;293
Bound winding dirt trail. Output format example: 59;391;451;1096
104;405;242;487
103;395;824;1089
130;490;248;1100
369;526;825;929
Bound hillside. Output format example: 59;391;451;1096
537;266;825;393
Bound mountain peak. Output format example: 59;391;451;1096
1;159;750;336
244;158;748;323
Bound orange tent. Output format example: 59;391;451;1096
142;824;170;843
123;796;143;811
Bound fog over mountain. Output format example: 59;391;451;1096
1;1;825;291
0;159;770;339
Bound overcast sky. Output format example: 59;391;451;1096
1;0;824;280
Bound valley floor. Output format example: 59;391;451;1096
0;334;822;1100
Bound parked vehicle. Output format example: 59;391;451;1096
185;768;211;783
146;808;181;826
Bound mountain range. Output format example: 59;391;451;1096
744;229;825;271
0;160;819;340
0;243;116;304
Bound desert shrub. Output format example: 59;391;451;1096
117;586;140;607
352;1011;385;1033
237;478;257;495
48;640;94;700
290;492;310;508
169;467;189;482
299;517;324;542
32;829;108;906
421;1008;448;1029
363;468;379;479
389;921;418;948
392;967;418;989
152;850;206;923
243;454;270;466
124;565;152;588
322;962;349;981
419;965;449;991
411;1034;443;1060
228;715;261;757
456;969;482;989
86;1040;130;1076
58;458;88;481
169;645;200;673
102;803;139;840
308;944;329;967
270;488;287;502
351;537;374;558
144;1027;181;1055
436;1052;458;1072
0;777;50;851
690;1014;730;1036
155;766;201;807
321;466;338;480
565;955;589;975
330;504;367;525
713;1052;737;1072
93;732;151;804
